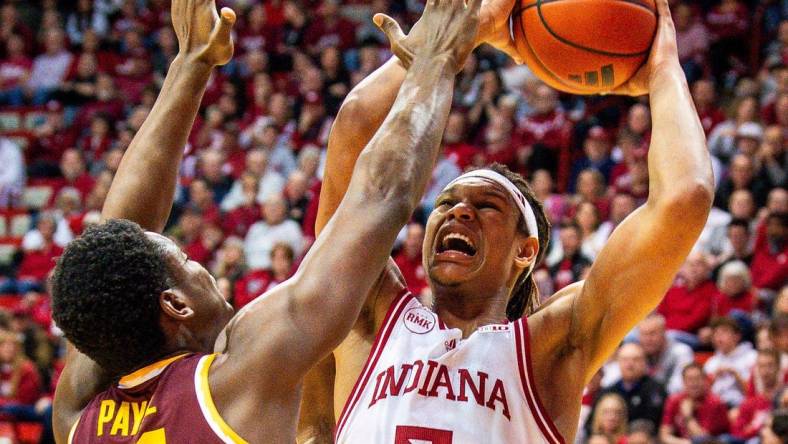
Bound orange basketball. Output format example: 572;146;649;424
512;0;657;95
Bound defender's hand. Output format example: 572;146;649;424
611;0;679;97
172;0;236;67
376;0;516;68
376;0;482;73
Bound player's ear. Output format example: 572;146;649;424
160;290;195;320
513;235;538;271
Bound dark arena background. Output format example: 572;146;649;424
0;0;785;442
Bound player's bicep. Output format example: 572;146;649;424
573;204;703;373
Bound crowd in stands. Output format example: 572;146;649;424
0;0;784;442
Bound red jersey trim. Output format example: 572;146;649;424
514;318;566;444
335;288;412;442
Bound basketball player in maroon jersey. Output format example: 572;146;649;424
298;0;714;442
51;0;484;442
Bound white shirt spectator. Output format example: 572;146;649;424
221;170;286;212
0;138;25;207
244;219;303;270
28;51;73;90
703;341;757;406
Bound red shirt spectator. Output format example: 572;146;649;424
17;242;63;283
661;364;729;441
750;215;787;291
234;269;276;309
0;331;42;407
705;0;749;41
657;253;717;334
394;224;429;297
0;36;32;92
303;0;357;53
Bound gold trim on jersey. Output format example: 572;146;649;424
118;354;190;389
67;417;79;444
194;354;249;444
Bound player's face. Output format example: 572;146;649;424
424;178;534;292
146;233;234;351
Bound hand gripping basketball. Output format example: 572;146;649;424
610;0;680;97
172;0;236;67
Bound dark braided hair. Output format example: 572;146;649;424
484;164;552;320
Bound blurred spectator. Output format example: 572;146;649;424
660;363;730;444
26;29;73;105
657;252;716;342
1;214;62;295
570;126;615;192
624;420;656;444
65;0;109;45
244;195;303;270
234;242;295;309
589;393;628;444
675;4;709;83
0;330;41;407
708;96;759;165
715;154;772;211
704;316;757;407
731;348;781;442
0;137;24;208
0;35;31;106
712;261;756;317
596;343;666;429
394;223;428;297
222;148;286;211
548;222;592;291
750;211;787;293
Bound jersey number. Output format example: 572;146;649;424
394;425;452;444
136;428;166;443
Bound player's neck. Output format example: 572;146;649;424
432;287;509;339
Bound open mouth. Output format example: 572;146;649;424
437;232;477;257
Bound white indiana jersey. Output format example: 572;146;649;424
335;291;565;444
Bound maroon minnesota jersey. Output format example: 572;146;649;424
68;353;247;443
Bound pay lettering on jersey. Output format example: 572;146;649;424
96;400;157;437
368;360;511;420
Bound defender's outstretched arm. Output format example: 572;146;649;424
565;0;715;379
101;6;235;231
53;3;235;442
211;0;482;406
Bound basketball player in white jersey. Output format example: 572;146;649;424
298;0;714;442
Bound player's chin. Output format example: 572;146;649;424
427;256;481;285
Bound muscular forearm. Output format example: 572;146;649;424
646;65;714;209
316;57;407;235
352;55;455;213
102;56;213;232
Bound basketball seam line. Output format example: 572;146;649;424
512;0;655;17
517;4;582;92
513;0;655;58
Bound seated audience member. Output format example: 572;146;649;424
639;314;695;395
711;219;752;277
750;211;787;294
590;393;629;444
657;252;717;344
549;222;593;291
597;343;667;428
602;314;694;395
661;363;730;443
234;243;295;309
244;195;303;270
704;317;758;407
393;223;428;297
732;349;782;442
0;330;42;407
712;260;756;317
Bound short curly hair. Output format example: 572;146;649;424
52;219;172;376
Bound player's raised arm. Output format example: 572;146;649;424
100;1;235;232
53;3;235;441
567;0;715;379
212;0;481;392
